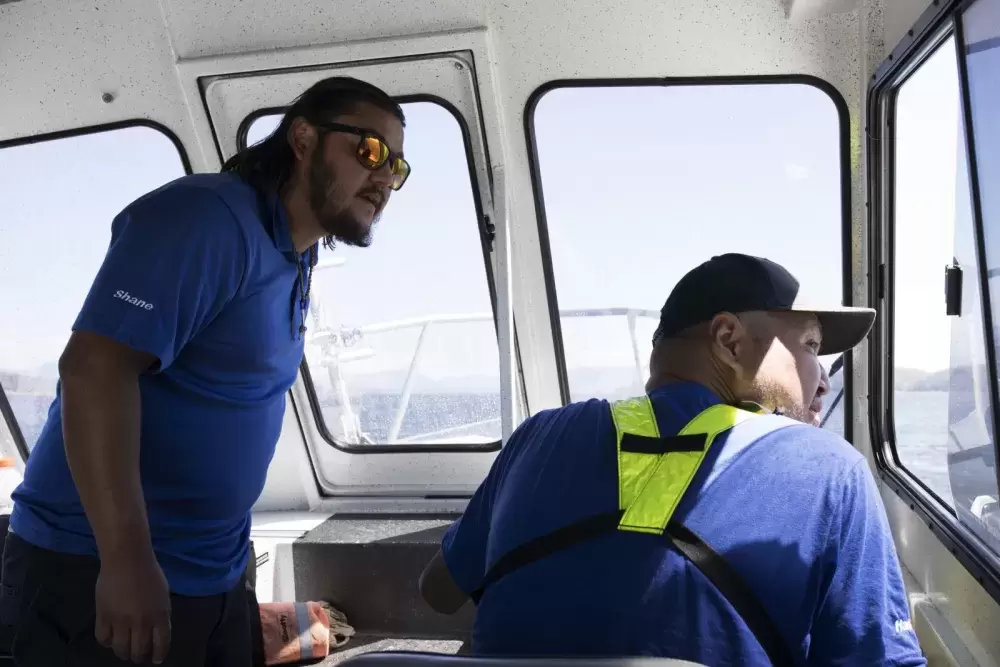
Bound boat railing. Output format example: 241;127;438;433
306;307;660;445
5;303;847;448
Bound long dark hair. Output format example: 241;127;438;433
222;76;405;246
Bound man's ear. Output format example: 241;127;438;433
708;312;744;371
287;118;318;162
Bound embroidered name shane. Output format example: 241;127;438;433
114;289;154;310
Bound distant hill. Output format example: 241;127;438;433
343;364;970;401
895;366;985;393
893;367;934;391
0;364;980;399
908;366;982;393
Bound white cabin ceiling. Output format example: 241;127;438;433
0;0;939;146
0;0;882;145
483;0;861;109
0;1;185;140
160;0;486;60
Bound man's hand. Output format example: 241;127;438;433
95;552;172;664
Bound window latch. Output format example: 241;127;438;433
483;214;496;250
945;259;963;317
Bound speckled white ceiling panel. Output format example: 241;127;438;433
161;0;486;60
2;0;868;147
0;0;190;144
482;0;862;115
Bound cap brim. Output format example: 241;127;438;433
786;306;877;356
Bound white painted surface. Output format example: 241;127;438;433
884;489;1000;666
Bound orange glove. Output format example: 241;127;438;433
259;601;354;665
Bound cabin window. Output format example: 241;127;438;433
0;124;189;455
950;0;1000;556
242;101;500;449
874;0;1000;578
528;82;848;433
891;35;974;510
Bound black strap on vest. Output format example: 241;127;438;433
469;511;795;667
619;432;709;454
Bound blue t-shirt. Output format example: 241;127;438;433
442;382;926;666
11;173;311;596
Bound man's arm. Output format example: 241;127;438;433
60;332;167;662
61;332;157;579
419;473;496;615
809;460;926;667
419;549;469;614
61;185;248;663
419;413;546;614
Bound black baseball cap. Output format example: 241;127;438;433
652;253;876;356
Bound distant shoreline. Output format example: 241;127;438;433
894;366;980;393
0;364;974;397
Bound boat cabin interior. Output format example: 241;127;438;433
2;0;1000;664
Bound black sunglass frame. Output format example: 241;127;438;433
316;122;411;190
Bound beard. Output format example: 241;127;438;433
745;376;814;425
307;149;380;248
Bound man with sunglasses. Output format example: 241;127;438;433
2;77;408;667
420;254;925;666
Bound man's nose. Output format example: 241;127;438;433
369;162;395;188
817;370;831;396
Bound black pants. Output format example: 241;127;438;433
0;532;252;667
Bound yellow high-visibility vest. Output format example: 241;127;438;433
612;396;765;535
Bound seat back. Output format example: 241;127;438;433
339;652;708;667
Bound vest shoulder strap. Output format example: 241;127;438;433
469;512;796;667
612;398;760;535
667;520;797;667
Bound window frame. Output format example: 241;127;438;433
237;95;518;454
0;119;192;463
524;76;855;435
867;0;1000;603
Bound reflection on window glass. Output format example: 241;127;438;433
964;1;1000;403
531;84;845;431
961;0;1000;549
893;36;1000;559
0;126;187;451
245;103;499;447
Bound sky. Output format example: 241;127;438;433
894;36;965;373
0;68;992;417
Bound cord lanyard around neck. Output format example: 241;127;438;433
294;244;317;339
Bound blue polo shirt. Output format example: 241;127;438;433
11;173;310;596
442;383;926;666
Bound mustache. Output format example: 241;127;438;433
358;187;386;209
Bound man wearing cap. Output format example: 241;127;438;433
419;254;925;666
